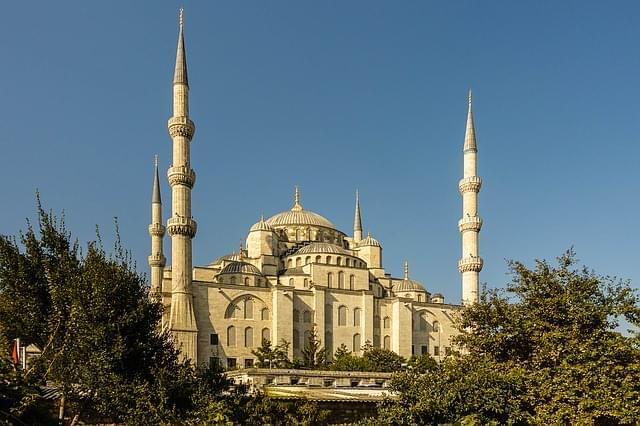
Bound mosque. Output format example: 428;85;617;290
148;12;483;368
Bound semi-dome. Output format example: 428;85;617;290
265;187;336;230
359;233;381;247
295;242;351;256
219;261;263;276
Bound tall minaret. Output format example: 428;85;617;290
148;155;166;295
458;91;483;305
353;190;363;243
167;9;198;362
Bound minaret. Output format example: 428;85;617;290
148;155;166;295
167;9;198;361
458;90;483;305
353;190;363;243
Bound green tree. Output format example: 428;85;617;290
301;326;326;369
0;202;232;424
371;251;640;425
252;339;291;368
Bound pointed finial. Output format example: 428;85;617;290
173;8;189;86
463;89;477;152
260;213;265;222
152;155;162;204
292;185;303;211
353;189;363;241
239;239;244;260
404;261;409;280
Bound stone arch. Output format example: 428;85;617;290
225;295;268;319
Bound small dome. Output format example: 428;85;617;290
359;234;381;247
295;242;351;256
394;278;426;293
250;216;274;232
219;261;263;276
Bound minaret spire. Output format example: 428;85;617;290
149;156;166;295
353;189;362;242
403;260;409;280
166;9;198;361
458;90;483;305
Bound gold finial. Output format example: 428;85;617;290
292;185;303;211
154;154;159;168
239;239;244;259
179;8;184;27
404;261;409;280
468;89;472;107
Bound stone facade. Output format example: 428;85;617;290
150;11;482;368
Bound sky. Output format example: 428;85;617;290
1;1;638;310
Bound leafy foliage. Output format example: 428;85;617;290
369;251;640;425
301;326;326;369
252;339;292;368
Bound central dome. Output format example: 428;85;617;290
265;187;336;230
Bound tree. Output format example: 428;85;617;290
252;339;291;368
0;202;230;424
301;326;326;369
371;251;640;425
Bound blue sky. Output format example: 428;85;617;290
1;1;638;309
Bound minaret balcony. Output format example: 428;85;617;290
148;223;166;237
168;116;195;139
458;216;483;232
458;256;483;273
167;217;197;238
458;176;482;194
168;166;196;188
148;253;166;268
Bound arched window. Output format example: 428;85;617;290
256;278;261;287
336;257;342;266
353;308;361;326
327;272;333;288
226;304;238;319
293;329;300;349
303;278;308;287
296;228;301;240
417;294;423;302
261;308;269;321
326;256;332;264
338;306;347;326
227;326;236;346
353;333;361;353
219;276;224;283
293;309;300;322
244;327;253;347
338;271;344;289
289;278;294;286
305;256;311;264
244;299;253;319
383;335;390;350
230;276;237;285
433;321;440;332
303;310;311;323
244;277;250;286
315;255;321;264
383;317;391;329
287;259;293;268
261;328;270;344
296;257;302;267
346;258;351;267
349;275;355;290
